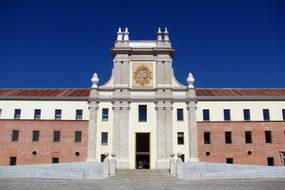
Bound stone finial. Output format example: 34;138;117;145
163;27;170;41
187;73;195;88
177;152;182;158
117;27;123;41
157;27;163;41
123;27;129;41
104;152;109;157
91;73;99;88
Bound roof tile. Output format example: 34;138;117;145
0;89;90;97
0;88;285;97
196;88;285;96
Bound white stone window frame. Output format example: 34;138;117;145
102;108;109;121
101;132;108;145
54;109;62;120
14;109;21;120
177;108;184;121
75;109;83;120
177;132;184;145
34;109;41;120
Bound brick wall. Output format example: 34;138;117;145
0;120;88;165
198;121;285;166
2;119;285;166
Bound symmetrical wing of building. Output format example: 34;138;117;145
0;28;285;168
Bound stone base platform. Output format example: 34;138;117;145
0;162;105;180
180;162;285;180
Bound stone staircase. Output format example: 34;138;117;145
110;169;176;180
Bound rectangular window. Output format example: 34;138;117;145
53;131;60;142
263;109;270;121
226;158;233;164
102;108;109;121
177;109;184;121
203;109;210;121
282;109;285;120
76;109;83;120
32;130;40;142
138;105;147;122
265;131;272;143
9;156;17;166
224;109;231;121
52;157;59;164
34;109;41;120
11;130;19;141
177;132;184;145
225;131;232;144
267;157;274;166
243;109;251;121
101;132;108;145
0;108;2;119
55;109;62;120
245;131;252;144
75;131;82;143
14;109;21;119
204;131;211;144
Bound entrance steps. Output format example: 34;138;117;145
110;169;176;180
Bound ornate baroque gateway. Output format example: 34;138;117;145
87;27;199;169
0;28;285;168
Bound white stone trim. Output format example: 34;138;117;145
173;92;186;96
99;92;113;96
131;92;155;96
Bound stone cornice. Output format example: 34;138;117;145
111;47;175;58
154;100;173;110
97;87;187;91
89;97;196;103
88;101;99;110
112;101;131;110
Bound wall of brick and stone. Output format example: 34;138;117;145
1;119;285;166
0;120;88;165
198;121;285;166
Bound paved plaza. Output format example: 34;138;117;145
0;178;285;190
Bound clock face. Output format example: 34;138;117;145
133;65;152;86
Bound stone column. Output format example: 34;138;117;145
186;100;199;162
86;101;99;161
156;101;173;168
112;101;130;168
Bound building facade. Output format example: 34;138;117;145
0;28;285;168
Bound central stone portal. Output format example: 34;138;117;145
136;133;150;169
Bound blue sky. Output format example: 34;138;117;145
0;0;284;88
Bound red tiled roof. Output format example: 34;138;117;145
0;88;284;98
0;89;90;97
196;88;285;97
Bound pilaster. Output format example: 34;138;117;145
186;89;199;162
112;101;130;168
86;100;99;161
155;101;173;168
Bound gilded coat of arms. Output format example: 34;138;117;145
133;65;152;86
